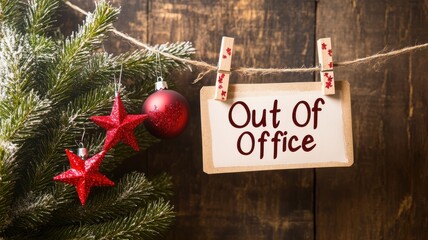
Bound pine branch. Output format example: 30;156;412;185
0;92;51;144
25;0;60;35
53;172;170;224
0;147;17;232
7;173;173;237
5;185;74;236
0;0;194;238
117;41;195;81
44;199;174;240
0;94;52;211
99;128;159;174
17;85;146;198
72;41;195;100
0;0;25;30
73;52;115;95
0;26;52;234
47;0;119;104
0;26;38;100
150;173;173;199
115;42;195;94
27;33;57;94
21;86;116;194
9;191;57;231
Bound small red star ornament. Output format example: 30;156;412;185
90;94;148;151
53;149;114;205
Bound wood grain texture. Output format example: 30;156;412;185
316;0;428;239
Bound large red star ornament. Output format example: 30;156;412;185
53;149;114;205
90;94;148;151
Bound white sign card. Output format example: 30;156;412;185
200;81;353;174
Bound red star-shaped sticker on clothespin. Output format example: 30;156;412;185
53;150;114;205
90;94;148;151
321;43;327;50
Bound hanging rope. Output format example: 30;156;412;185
65;1;428;83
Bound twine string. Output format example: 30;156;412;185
65;1;428;83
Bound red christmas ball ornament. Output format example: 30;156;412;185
142;80;189;139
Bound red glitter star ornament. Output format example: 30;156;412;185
53;149;114;205
90;94;148;151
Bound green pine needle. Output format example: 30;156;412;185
47;1;120;104
53;172;172;225
0;0;25;30
25;0;60;35
45;199;174;240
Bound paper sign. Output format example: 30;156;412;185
200;81;353;174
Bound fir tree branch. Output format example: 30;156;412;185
70;41;195;100
5;184;74;236
53;172;168;224
0;25;57;98
8;191;57;231
25;0;60;35
5;173;172;236
0;147;17;233
115;41;195;82
150;173;173;199
47;0;119;104
44;199;174;240
0;92;51;143
27;33;57;94
0;0;193;237
115;42;195;101
0;26;52;234
99;128;159;174
22;86;116;194
0;26;38;101
0;0;25;30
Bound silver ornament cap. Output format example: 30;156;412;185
77;147;88;160
155;77;168;91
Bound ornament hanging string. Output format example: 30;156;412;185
114;64;123;96
155;52;164;81
75;127;86;149
65;1;428;83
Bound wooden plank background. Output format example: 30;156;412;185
65;0;428;239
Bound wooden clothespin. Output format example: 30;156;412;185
214;37;234;101
317;38;335;95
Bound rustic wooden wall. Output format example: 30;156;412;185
316;1;428;239
66;0;428;239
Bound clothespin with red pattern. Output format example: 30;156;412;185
214;37;234;101
317;38;335;95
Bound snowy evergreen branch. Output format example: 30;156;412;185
0;92;51;143
22;86;116;194
0;0;25;30
74;41;195;99
47;0;119;103
0;0;194;238
25;0;60;35
116;41;195;82
0;27;38;100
